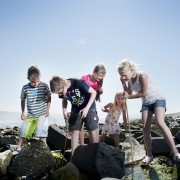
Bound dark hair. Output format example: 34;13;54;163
93;64;106;102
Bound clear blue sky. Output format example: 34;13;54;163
0;0;180;121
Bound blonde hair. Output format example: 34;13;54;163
113;91;125;109
117;59;137;76
50;76;65;93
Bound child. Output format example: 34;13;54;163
80;64;106;145
50;76;99;155
118;59;180;166
99;91;128;148
13;66;51;155
82;64;106;102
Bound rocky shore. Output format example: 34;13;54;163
0;115;180;179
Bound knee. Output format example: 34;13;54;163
156;122;165;130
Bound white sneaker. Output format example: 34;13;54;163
141;156;153;166
12;148;21;156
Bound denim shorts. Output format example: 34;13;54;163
141;100;166;113
69;109;99;131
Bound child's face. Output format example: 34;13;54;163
120;69;133;81
57;85;67;98
29;78;40;87
116;95;124;104
93;72;105;82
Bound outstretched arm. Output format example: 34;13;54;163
81;87;96;118
101;102;112;112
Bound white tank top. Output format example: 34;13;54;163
129;72;165;105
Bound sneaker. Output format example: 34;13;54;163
141;155;153;167
12;148;21;156
174;153;180;163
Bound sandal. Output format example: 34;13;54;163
141;156;153;166
12;148;21;156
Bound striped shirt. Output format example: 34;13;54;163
20;82;51;117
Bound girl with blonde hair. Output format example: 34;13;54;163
99;91;128;148
118;58;180;166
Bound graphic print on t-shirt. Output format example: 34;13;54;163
68;89;85;106
32;89;38;96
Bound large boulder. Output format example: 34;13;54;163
96;142;125;179
9;139;55;178
47;125;71;151
152;137;171;155
122;136;145;165
72;142;125;179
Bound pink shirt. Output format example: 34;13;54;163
82;74;99;91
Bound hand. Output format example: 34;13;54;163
45;111;49;117
80;108;88;118
101;107;109;112
120;77;126;84
123;91;130;99
21;113;26;120
63;113;69;120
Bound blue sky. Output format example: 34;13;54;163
0;0;180;121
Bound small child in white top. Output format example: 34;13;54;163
100;91;128;148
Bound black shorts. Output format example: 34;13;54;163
69;109;99;131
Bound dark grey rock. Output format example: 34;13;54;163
47;125;71;151
96;142;125;179
9;139;55;177
0;136;16;146
72;142;125;179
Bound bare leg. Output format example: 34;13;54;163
89;126;99;143
40;137;46;144
155;107;178;154
17;137;25;149
99;133;107;142
71;130;80;155
79;124;84;145
13;137;25;155
142;110;153;157
96;127;99;141
89;129;99;143
114;134;120;148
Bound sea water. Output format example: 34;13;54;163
0;111;105;129
0;111;65;129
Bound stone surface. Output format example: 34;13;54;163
9;139;55;177
0;150;13;175
51;162;79;180
122;136;145;165
72;142;125;179
47;125;71;151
